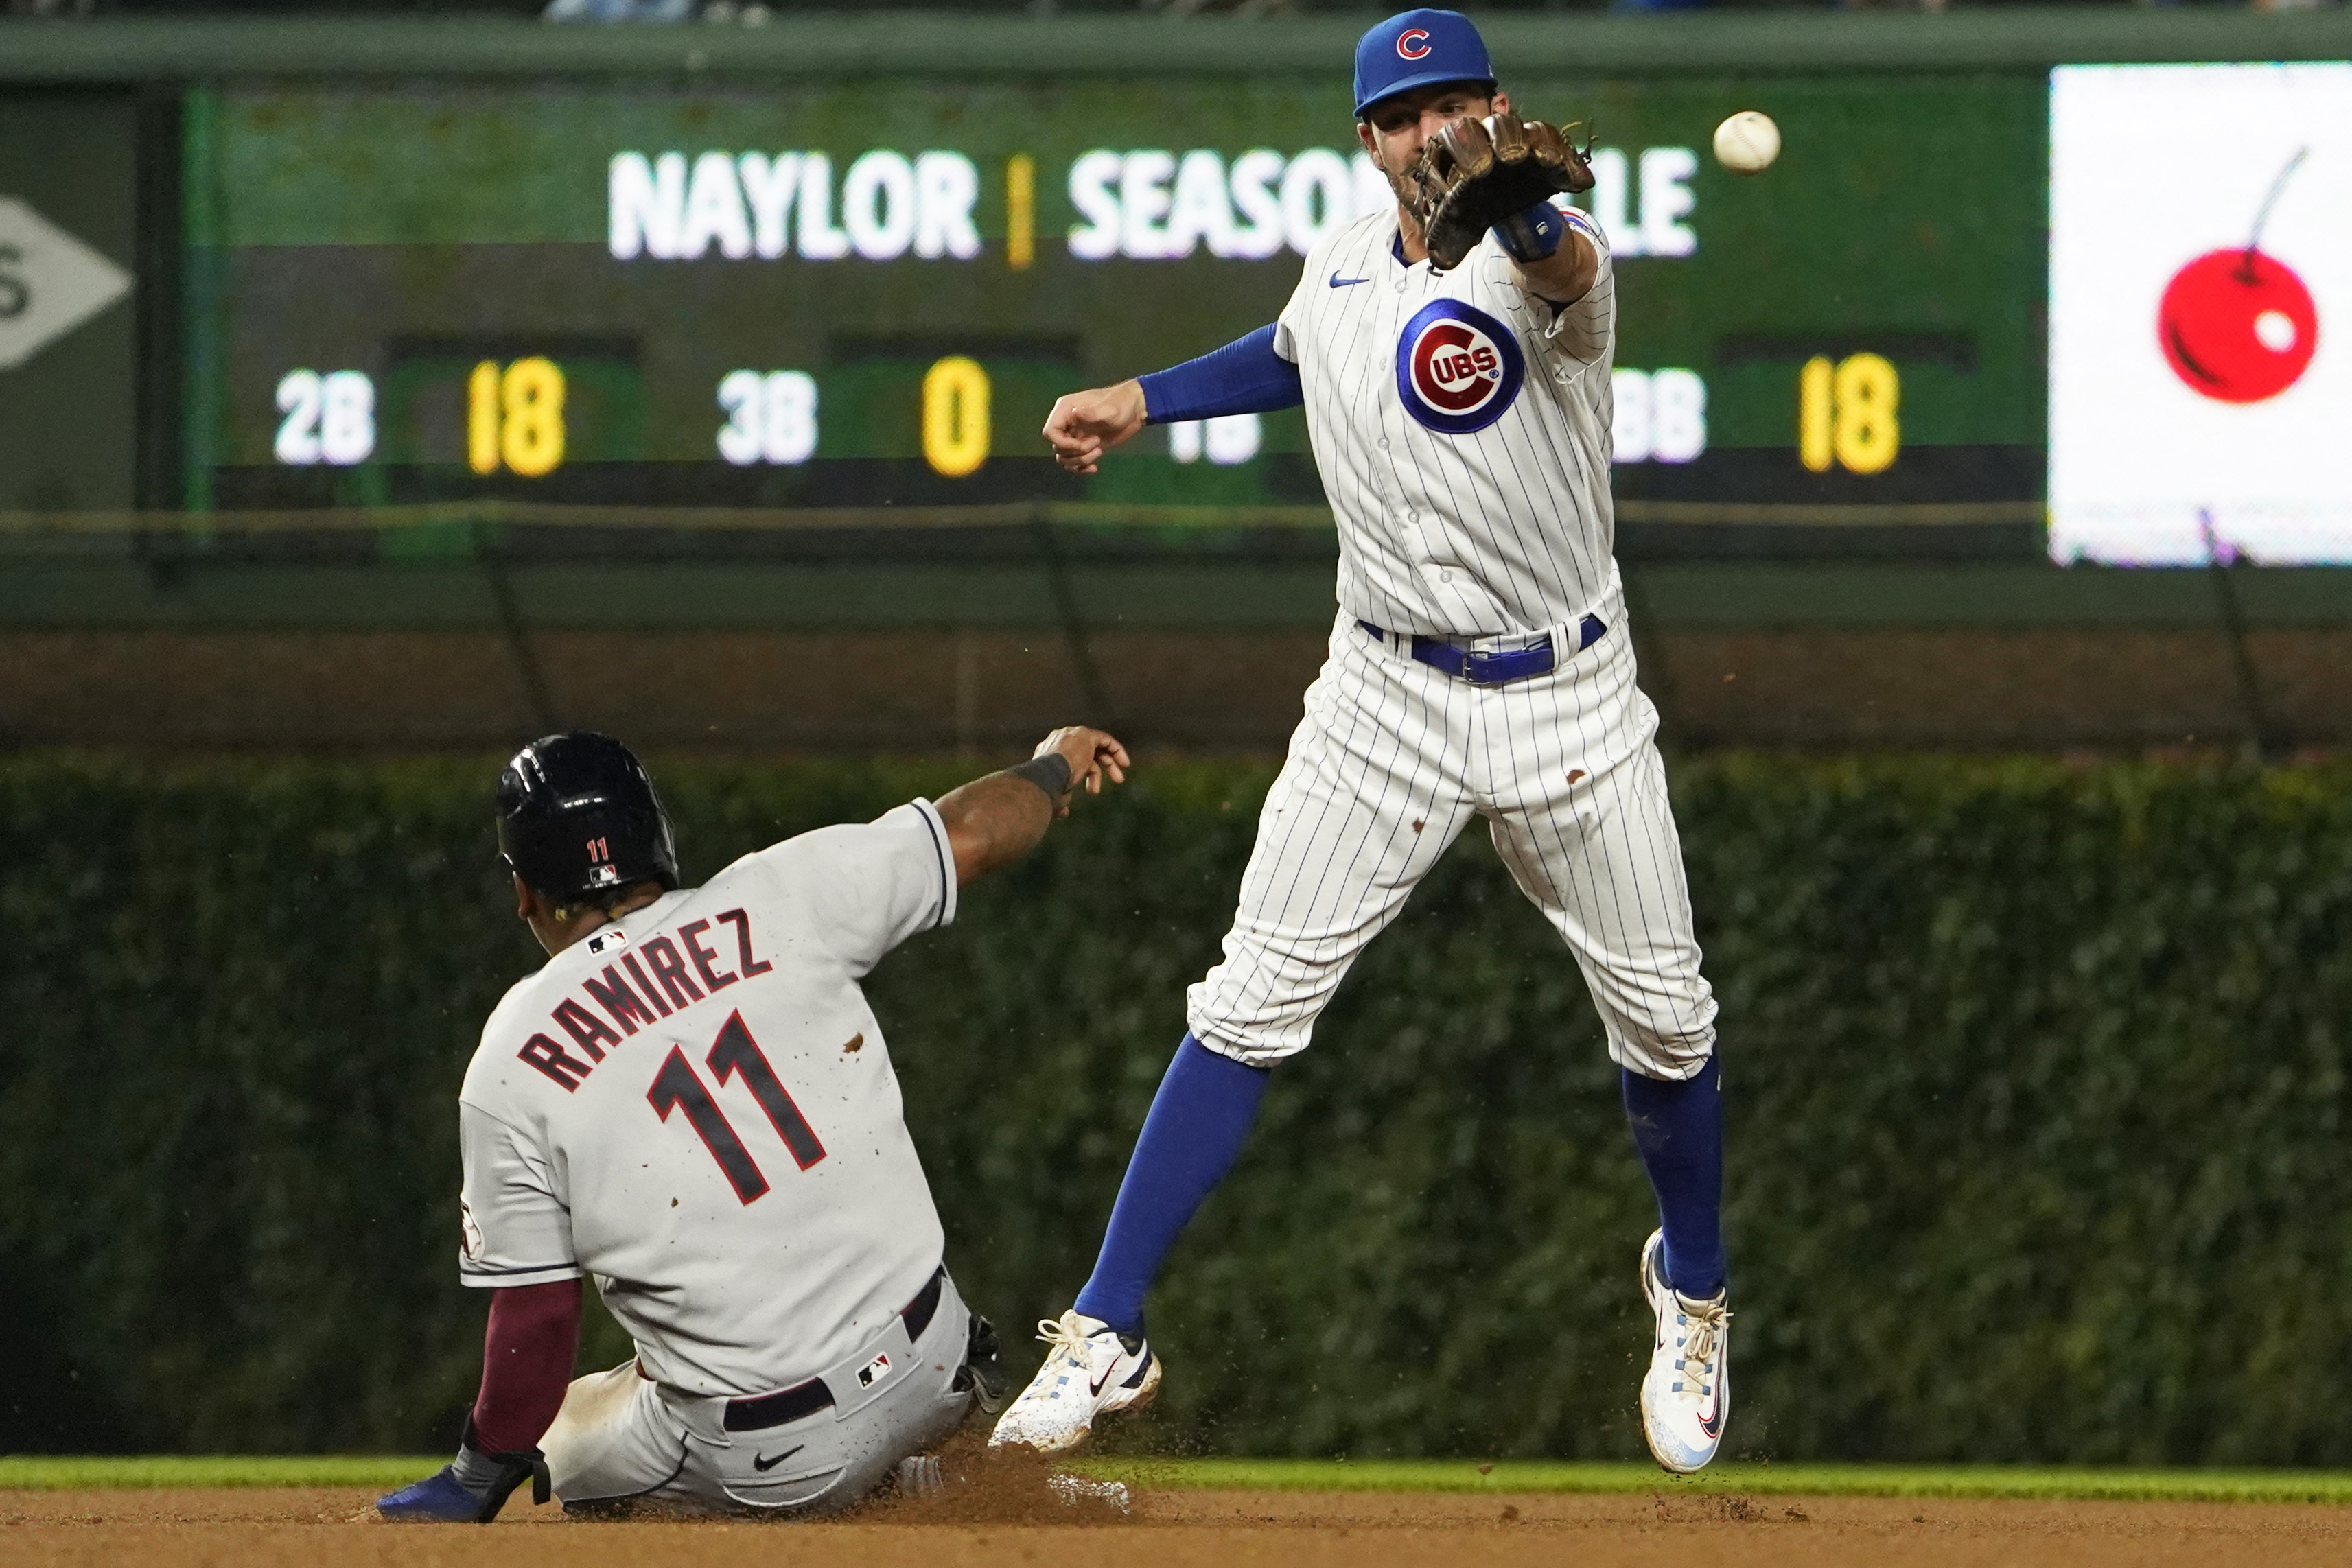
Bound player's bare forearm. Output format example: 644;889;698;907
939;725;1130;884
1041;382;1148;474
938;773;1053;885
1514;229;1598;306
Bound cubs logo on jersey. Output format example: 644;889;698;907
1395;299;1524;435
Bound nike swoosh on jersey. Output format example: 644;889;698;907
752;1445;804;1473
1329;272;1371;287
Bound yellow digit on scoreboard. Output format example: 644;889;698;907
1831;353;1898;476
922;356;991;478
467;358;568;478
467;361;502;476
1797;356;1835;473
501;357;567;478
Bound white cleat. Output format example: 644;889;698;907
1638;1228;1730;1474
987;1309;1161;1455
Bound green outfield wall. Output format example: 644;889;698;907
5;752;2351;1462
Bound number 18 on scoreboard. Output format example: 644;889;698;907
469;357;568;478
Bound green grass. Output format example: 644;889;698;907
0;1456;441;1490
5;1455;2351;1504
1072;1459;2352;1506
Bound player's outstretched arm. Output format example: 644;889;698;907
937;725;1129;885
1043;325;1304;474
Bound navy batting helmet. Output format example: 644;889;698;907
496;732;679;907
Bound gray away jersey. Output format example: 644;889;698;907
1275;200;1620;640
456;801;957;1399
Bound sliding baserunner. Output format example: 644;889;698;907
380;724;1128;1520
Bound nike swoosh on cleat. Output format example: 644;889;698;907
1329;272;1371;288
752;1445;804;1473
1088;1365;1118;1396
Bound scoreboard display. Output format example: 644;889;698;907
185;75;2046;517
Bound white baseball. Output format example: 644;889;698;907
1713;110;1780;176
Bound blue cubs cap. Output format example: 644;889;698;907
1353;10;1497;119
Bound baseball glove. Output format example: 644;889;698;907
1406;112;1596;272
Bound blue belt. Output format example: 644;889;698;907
1358;614;1606;686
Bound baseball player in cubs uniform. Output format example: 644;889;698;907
378;724;1128;1521
992;10;1730;1472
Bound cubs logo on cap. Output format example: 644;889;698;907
1394;299;1524;435
1354;10;1495;119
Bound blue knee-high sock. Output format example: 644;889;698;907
1073;1035;1271;1337
1621;1055;1726;1299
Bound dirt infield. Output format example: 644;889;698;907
4;1482;2350;1568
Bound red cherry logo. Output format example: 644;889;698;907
2157;248;2318;404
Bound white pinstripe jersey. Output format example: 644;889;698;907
1274;199;1619;640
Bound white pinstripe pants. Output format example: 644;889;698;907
1186;611;1718;1080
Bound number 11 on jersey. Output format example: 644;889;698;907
647;1010;828;1204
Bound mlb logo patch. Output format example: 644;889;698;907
857;1352;893;1389
585;928;629;955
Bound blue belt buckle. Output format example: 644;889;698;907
1465;640;1548;686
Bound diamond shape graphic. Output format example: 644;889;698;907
0;196;133;372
